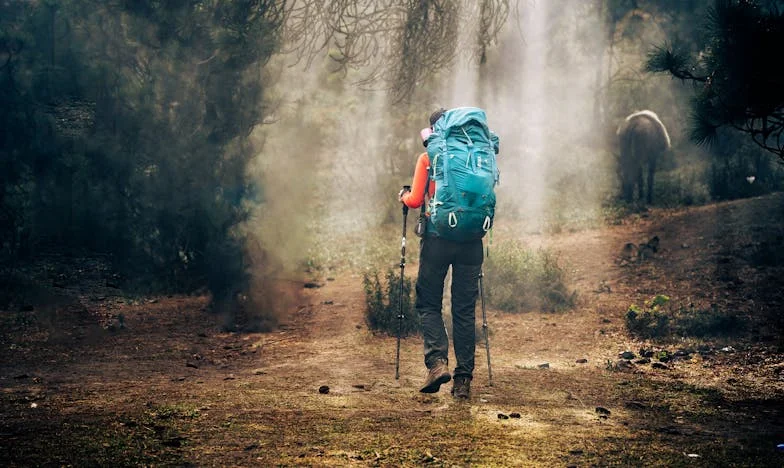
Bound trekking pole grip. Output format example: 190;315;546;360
401;185;410;216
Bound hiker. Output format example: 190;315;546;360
399;107;499;399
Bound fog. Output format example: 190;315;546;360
246;0;692;304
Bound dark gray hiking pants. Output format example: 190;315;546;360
415;236;483;379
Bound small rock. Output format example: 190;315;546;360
14;374;30;379
186;362;199;369
252;369;266;375
576;358;588;364
326;277;335;281
634;358;651;365
323;300;334;305
616;359;635;371
509;412;521;418
421;450;437;463
640;348;655;358
568;449;584;456
537;363;550;369
595;407;611;415
352;384;366;390
223;375;235;380
355;324;362;329
720;346;735;353
303;282;322;289
619;351;636;360
686;453;700;458
625;401;647;410
318;385;330;394
681;243;689;249
651;362;669;370
497;413;509;420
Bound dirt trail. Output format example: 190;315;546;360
2;194;783;466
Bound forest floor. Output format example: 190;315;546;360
2;194;784;467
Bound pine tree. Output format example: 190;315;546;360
646;0;784;161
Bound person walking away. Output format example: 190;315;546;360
399;107;499;399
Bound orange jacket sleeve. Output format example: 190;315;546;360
401;152;434;209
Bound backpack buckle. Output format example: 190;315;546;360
483;216;492;231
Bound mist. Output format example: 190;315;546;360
245;0;692;297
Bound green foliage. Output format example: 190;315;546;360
652;167;711;207
707;130;784;201
484;240;576;313
625;295;674;338
646;0;784;161
362;268;420;337
675;304;745;338
626;295;745;339
0;1;284;303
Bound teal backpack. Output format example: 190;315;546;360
424;107;500;242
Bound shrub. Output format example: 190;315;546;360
362;268;420;337
653;168;711;207
674;303;745;338
484;240;576;312
625;295;672;338
626;295;745;339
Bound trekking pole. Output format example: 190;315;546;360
395;185;411;380
478;270;493;386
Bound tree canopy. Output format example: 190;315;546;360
646;0;784;161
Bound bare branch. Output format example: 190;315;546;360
280;0;512;101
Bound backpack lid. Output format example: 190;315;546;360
427;107;499;154
433;107;489;134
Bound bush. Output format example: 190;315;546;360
626;295;745;339
675;304;744;338
625;295;672;338
363;268;420;337
708;132;784;201
484;240;576;312
653;168;711;207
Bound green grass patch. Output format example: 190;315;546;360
484;240;576;312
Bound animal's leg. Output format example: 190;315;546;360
621;178;633;202
647;155;657;204
637;165;644;203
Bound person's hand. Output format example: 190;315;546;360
398;187;410;202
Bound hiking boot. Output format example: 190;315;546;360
419;359;451;393
451;375;471;399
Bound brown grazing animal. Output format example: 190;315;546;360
617;110;671;204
